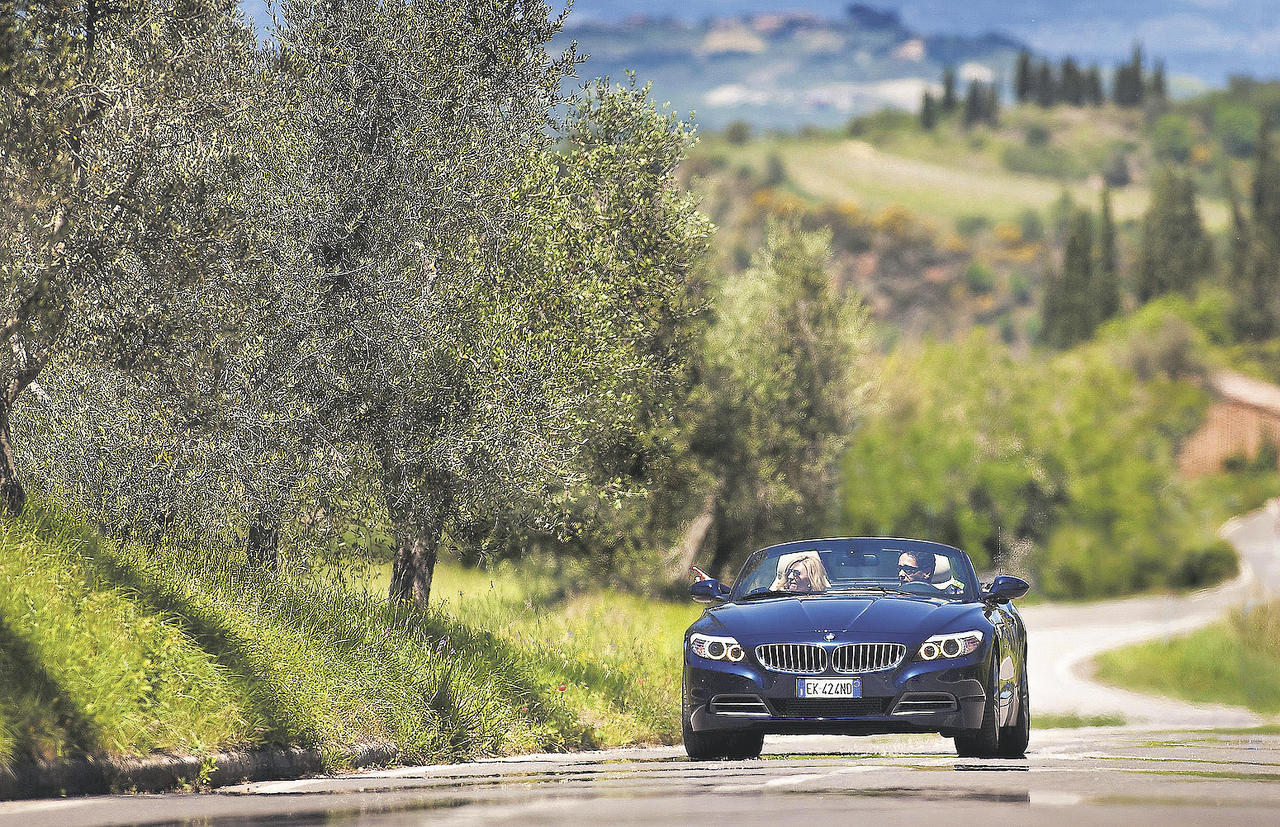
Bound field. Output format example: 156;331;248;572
1095;600;1280;714
697;114;1230;232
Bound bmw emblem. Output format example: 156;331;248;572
824;632;836;641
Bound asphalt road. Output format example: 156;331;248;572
2;509;1277;826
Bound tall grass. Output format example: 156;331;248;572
0;504;700;773
343;559;702;746
0;509;249;765
1095;600;1280;713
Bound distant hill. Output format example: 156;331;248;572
556;12;1021;129
563;1;1280;88
237;2;1280;128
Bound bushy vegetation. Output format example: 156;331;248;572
841;304;1241;598
7;2;1280;779
0;504;695;774
1096;600;1280;713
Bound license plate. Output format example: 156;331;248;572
797;677;862;698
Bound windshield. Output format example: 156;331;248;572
730;538;979;601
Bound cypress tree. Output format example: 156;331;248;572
1094;187;1120;324
1041;265;1063;346
1062;208;1096;343
1085;65;1104;106
1230;122;1280;339
942;66;957;112
1137;167;1214;301
1227;178;1275;339
1035;61;1056;107
963;81;983;127
920;90;937;130
1015;50;1033;103
1061;57;1084;106
1113;44;1146;108
1043;209;1096;347
1252;119;1280;242
1149;59;1167;102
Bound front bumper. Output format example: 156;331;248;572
685;653;988;736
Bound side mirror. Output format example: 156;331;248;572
690;579;730;604
984;575;1030;604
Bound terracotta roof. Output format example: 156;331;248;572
1212;370;1280;415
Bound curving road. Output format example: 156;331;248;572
2;509;1278;825
1018;505;1278;728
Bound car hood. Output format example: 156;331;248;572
702;594;985;638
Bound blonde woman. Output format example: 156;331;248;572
770;551;830;594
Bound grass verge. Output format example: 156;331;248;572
0;505;699;777
342;559;701;747
1035;712;1127;728
1094;601;1280;714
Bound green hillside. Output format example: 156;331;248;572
0;505;691;777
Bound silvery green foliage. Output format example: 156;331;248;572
239;4;710;601
17;2;712;601
696;223;871;576
1;0;254;513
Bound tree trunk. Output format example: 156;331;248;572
379;450;451;607
0;402;26;517
386;487;450;607
667;483;720;582
707;495;736;579
246;509;280;572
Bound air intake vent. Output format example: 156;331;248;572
831;643;906;673
771;698;890;718
892;693;958;714
708;695;770;716
755;643;826;674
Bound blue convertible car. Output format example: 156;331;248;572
683;538;1030;760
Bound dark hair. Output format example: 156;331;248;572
905;550;935;575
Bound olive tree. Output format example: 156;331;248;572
13;1;711;608
691;224;870;577
0;0;252;515
235;3;709;604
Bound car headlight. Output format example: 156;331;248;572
917;630;984;661
690;633;745;662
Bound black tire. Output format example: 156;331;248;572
682;681;765;760
954;656;1001;759
998;666;1030;758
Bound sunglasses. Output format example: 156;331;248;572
898;564;925;574
784;568;807;581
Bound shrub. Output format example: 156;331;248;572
1214;102;1261;158
1151;113;1194;163
1254;439;1279;472
724;120;751;145
1101;151;1131;187
1001;144;1084;179
763;152;786;187
842;331;1228;601
1024;123;1051;146
1169;540;1238;589
1222;452;1250;473
955;214;990;237
964;262;995;294
1009;272;1033;305
1017;209;1045;242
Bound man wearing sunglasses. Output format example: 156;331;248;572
897;551;935;583
898;550;965;592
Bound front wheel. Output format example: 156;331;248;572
997;666;1030;758
682;682;764;760
954;656;1001;759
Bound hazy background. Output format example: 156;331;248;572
243;1;1280;85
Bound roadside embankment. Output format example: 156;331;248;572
0;506;690;800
